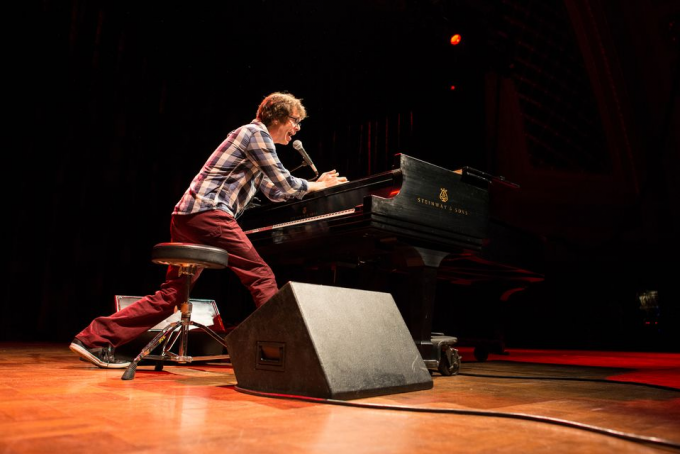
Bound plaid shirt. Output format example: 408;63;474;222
173;120;309;218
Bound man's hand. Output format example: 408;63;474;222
308;170;349;192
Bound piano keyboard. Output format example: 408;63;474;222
243;208;358;234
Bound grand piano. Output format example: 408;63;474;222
239;154;544;373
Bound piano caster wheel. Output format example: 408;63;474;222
474;346;489;362
154;361;164;372
438;345;461;376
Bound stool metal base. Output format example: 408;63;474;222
122;316;230;380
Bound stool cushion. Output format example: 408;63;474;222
152;243;229;269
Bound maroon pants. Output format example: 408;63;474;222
76;210;278;348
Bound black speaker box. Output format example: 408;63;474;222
225;282;433;400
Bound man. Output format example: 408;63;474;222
70;92;348;368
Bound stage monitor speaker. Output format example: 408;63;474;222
225;281;433;400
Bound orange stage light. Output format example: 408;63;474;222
450;34;462;45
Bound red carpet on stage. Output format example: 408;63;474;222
460;348;680;389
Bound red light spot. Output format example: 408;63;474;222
450;34;462;45
450;85;456;91
388;189;400;198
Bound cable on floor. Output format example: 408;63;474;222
236;386;680;451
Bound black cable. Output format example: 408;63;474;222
458;372;680;392
236;386;680;450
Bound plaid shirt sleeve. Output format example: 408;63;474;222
248;129;308;202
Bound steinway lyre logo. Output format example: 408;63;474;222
439;187;449;203
416;186;469;216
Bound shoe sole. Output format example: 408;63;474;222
69;342;131;369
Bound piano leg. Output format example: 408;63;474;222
394;247;452;370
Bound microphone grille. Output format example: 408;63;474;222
292;140;303;150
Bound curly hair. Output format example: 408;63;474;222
256;92;307;127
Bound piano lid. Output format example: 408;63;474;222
240;154;492;252
363;154;490;244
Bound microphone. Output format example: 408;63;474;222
292;140;319;179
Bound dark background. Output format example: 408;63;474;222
7;0;679;351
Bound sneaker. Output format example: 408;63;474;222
69;338;131;369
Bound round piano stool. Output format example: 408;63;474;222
121;242;230;380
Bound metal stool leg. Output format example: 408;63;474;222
121;321;182;380
178;274;192;361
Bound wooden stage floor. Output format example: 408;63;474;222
1;343;679;453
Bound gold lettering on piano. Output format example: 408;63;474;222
439;188;449;203
416;197;469;215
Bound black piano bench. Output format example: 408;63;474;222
121;242;231;380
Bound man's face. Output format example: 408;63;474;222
269;110;301;145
